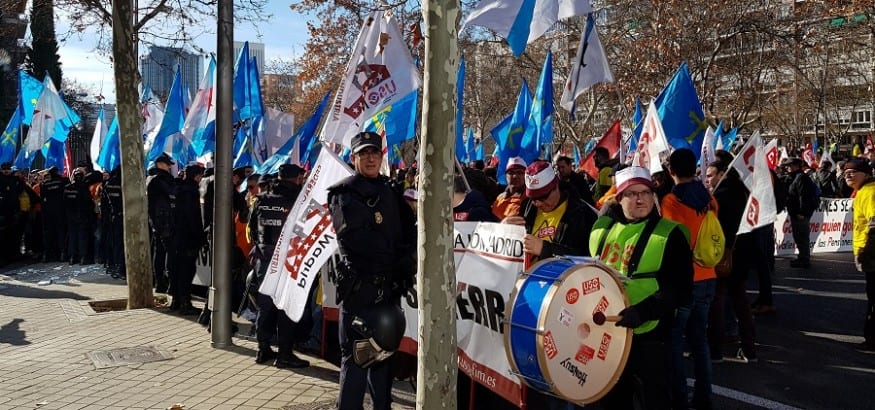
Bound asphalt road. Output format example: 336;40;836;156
708;252;874;410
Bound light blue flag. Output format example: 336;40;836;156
654;62;707;158
233;123;261;168
233;42;264;123
362;90;419;156
723;127;739;151
19;71;43;126
465;127;476;164
475;139;484;161
299;91;331;164
307;140;323;167
495;81;532;184
455;56;466;164
633;97;643;128
573;143;581;167
97;117;121;171
812;136;819;154
521;51;553;163
0;110;22;164
147;68;186;162
339;145;351;164
14;146;37;169
712;120;725;149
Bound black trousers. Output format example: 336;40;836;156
866;270;875;346
338;307;393;410
110;221;126;275
600;338;671;410
255;293;296;354
67;222;91;263
42;211;66;260
790;215;811;261
151;234;170;292
169;248;197;303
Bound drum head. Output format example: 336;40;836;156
536;262;632;404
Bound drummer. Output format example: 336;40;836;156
589;166;693;409
502;160;597;262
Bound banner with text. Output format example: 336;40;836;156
774;198;854;255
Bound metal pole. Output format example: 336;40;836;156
211;0;234;348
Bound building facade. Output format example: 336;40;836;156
234;41;265;74
140;46;204;100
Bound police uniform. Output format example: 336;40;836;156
64;171;96;265
328;132;415;410
0;163;24;264
170;164;206;314
247;165;309;369
40;169;68;262
146;153;177;293
101;169;125;277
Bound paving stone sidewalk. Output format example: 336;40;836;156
0;262;415;410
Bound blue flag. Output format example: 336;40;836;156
723;127;739;151
147;68;186;163
633;97;643;128
233;124;260;168
455;56;466;164
713;120;725;149
654;62;707;158
362;90;419;158
97;116;121;171
521;51;554;163
573;143;581;167
475;139;484;161
299;91;331;164
41;138;66;170
495;81;532;184
465;127;476;164
19;71;43;126
233;42;264;122
0;110;22;164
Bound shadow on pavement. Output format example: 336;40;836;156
0;318;31;345
0;283;90;300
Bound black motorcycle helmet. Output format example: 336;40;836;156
350;304;406;368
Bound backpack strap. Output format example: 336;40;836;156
626;217;660;276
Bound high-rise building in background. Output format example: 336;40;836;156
140;46;203;99
234;41;265;74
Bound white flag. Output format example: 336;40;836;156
259;148;354;321
560;13;613;112
632;101;671;174
262;107;296;158
728;130;762;190
180;58;217;159
765;138;779;170
320;11;421;149
90;108;108;171
25;79;69;153
736;132;777;235
699;126;716;182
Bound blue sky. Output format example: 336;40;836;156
56;3;312;103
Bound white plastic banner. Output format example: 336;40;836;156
774;198;854;255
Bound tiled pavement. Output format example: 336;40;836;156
0;262;415;410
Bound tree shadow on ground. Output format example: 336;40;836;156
0;318;30;345
0;283;90;300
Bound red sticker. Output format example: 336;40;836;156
566;288;580;304
544;331;558;360
582;277;601;295
575;344;596;365
592;295;609;315
597;333;612;361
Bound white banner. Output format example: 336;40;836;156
320;10;421;148
259;149;354;321
774;198;854;255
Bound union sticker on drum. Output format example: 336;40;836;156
558;307;574;327
592;295;610;315
544;330;558;360
565;288;580;304
575;344;596;366
582;277;601;295
597;333;612;361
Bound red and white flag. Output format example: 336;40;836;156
699;126;717;182
259;148;354;321
764;138;779;170
632;101;671;174
729;132;777;234
321;10;421;149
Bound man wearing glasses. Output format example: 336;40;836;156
844;159;875;352
589;166;693;409
502;160;597;263
492;156;527;220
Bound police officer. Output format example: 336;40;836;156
0;162;24;265
147;153;177;294
170;164;206;315
328;131;416;410
101;167;125;278
248;164;309;368
39;167;67;262
64;169;96;265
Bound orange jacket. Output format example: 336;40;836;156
661;192;719;282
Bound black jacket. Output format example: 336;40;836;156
712;170;748;248
328;174;416;308
146;167;176;239
453;189;498;222
562;171;595;207
787;170;818;218
172;178;205;250
101;170;123;223
0;173;23;219
63;180;95;226
247;180;300;264
39;174;67;216
519;181;598;260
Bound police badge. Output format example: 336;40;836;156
374;211;383;224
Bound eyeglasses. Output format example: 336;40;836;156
530;189;554;202
622;189;653;200
844;170;860;178
356;148;382;158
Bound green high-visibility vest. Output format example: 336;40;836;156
590;215;689;334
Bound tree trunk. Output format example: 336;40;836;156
112;0;154;309
417;0;460;408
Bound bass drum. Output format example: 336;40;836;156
504;256;632;405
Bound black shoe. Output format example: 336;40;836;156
178;304;200;316
275;354;310;369
255;349;277;364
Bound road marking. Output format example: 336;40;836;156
689;379;803;410
802;331;864;344
831;365;875;375
784;277;865;284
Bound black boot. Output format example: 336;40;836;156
255;345;277;364
275;352;310;369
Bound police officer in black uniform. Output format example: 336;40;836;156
0;162;24;265
147;153;177;294
40;166;68;262
170;163;206;315
248;163;309;369
101;167;125;278
63;169;96;265
328;131;416;410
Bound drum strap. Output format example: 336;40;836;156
626;217;660;276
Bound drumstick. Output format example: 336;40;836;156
592;312;622;325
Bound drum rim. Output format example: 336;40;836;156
503;257;558;392
535;259;634;405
